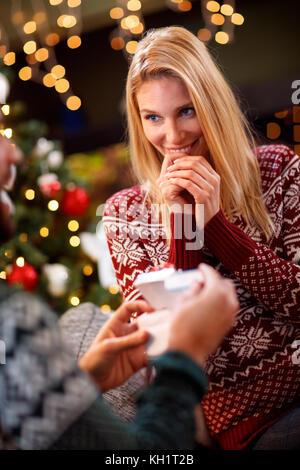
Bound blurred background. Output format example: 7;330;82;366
0;0;299;315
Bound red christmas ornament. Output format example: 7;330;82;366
41;180;61;198
61;186;90;216
7;262;39;291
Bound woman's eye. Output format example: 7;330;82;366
180;107;194;117
144;114;159;122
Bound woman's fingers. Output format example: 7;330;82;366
165;169;214;193
166;176;207;203
167;157;218;186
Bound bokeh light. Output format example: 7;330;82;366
48;200;59;211
66;96;81;110
67;35;81;49
25;189;35;200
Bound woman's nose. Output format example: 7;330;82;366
164;120;185;145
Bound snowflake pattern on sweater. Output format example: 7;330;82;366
103;144;300;449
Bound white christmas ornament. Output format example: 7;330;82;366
37;172;58;188
43;264;70;297
0;73;10;103
34;138;54;157
48;150;63;169
80;225;117;289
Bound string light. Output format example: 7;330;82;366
25;189;35;200
3;52;16;66
35;48;49;62
19;67;32;81
40;227;49;237
43;73;56;87
67;35;81;49
109;285;119;294
101;304;111;314
55;78;70;93
110;1;145;56
51;65;66;79
1;105;10;116
48;200;59;211
220;4;234;16
131;23;144;34
125;15;140;29
215;31;229;44
126;40;138;54
206;1;220;12
69;235;80;247
0;271;6;280
211;13;225;25
127;0;142;11
23;21;37;34
0;129;13;139
68;0;82;6
66;96;81;110
23;41;37;54
178;1;192;12
16;257;25;267
57;15;77;28
45;33;60;46
68;220;79;231
110;37;125;50
110;7;124;19
197;28;212;41
49;0;63;5
231;13;244;25
83;264;93;276
70;295;80;306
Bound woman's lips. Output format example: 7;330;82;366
164;139;198;156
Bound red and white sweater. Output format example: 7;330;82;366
103;144;300;450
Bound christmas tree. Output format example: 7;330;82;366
0;73;127;315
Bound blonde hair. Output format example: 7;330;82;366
126;26;274;242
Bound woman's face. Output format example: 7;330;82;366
136;76;206;158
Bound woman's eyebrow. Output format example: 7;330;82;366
140;102;194;114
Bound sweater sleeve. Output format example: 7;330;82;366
204;146;300;322
167;212;203;270
52;352;208;450
102;186;156;303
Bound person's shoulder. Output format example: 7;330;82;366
103;185;144;216
255;144;299;172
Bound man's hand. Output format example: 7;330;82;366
169;263;239;366
79;300;154;392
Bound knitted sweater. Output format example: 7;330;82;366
103;144;300;450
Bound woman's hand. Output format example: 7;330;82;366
169;263;239;366
158;153;220;227
79;300;154;392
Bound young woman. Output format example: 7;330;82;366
103;26;300;449
0;134;239;450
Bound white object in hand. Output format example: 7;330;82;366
136;309;172;358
